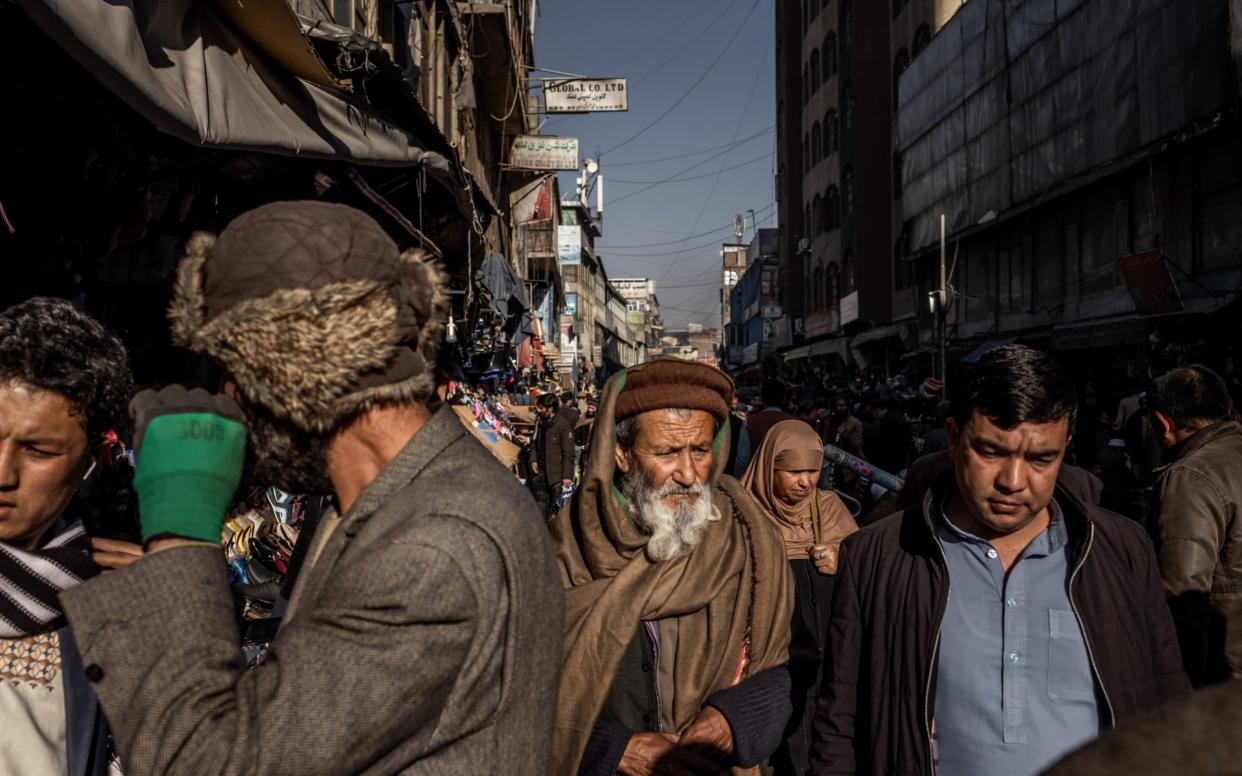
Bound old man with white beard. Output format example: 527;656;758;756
550;359;794;776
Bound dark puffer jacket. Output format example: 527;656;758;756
809;475;1190;776
1152;420;1242;685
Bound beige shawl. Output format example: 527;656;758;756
547;367;794;775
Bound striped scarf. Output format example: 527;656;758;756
0;521;99;637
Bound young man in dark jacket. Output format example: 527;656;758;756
532;393;575;517
809;345;1189;776
1148;365;1242;686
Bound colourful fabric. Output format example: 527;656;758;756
740;420;857;560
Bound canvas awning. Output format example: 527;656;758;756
20;0;473;213
850;323;913;350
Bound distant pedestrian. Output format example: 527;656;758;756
734;378;798;475
809;345;1188;776
921;399;952;455
559;390;581;427
1148;365;1242;686
532;393;575;517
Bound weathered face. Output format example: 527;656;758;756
948;410;1069;536
834;398;849;416
615;408;716;513
0;383;92;550
774;468;818;507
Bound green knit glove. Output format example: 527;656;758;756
130;386;248;544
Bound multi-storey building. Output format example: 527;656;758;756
898;0;1242;399
776;0;962;374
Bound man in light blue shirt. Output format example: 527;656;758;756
936;496;1099;774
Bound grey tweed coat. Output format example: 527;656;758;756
61;406;564;775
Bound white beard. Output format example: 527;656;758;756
622;468;721;562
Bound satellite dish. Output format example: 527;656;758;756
585;159;599;174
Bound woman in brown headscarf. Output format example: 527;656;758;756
741;419;858;775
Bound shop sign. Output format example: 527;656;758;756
564;292;578;316
558;226;581;265
1116;249;1183;315
840;291;860;325
545;78;629;113
509;135;579;171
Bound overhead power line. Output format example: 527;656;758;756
605;126;775;168
608;151;774;185
628;0;745;87
599;0;762;158
598;203;777;250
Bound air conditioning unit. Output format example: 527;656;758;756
797;238;811;254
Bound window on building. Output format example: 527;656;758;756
892;0;907;19
811;122;822;166
810;0;819;22
811;50;821;93
825;110;839;156
893;150;903;198
823;32;838;80
802;0;809;32
893;48;910;110
843;82;855;132
812;193;824;234
813;266;825;311
912;23;932;58
827;262;841;308
843;165;855;214
803;133;810;174
843;251;856;293
842;0;853;43
825;185;841;232
805;203;812;235
803;64;810;104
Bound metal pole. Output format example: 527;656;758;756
939;213;948;398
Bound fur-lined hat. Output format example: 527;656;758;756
169;200;448;433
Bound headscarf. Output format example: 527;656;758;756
548;365;794;775
741;420;858;561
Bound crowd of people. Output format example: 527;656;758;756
3;200;1241;775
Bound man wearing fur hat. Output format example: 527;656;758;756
550;359;794;775
58;201;565;774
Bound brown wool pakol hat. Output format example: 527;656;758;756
613;358;734;425
169;200;448;433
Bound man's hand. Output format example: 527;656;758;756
677;705;734;769
130;386;247;545
90;538;143;571
530;461;540;475
618;732;726;776
811;543;840;575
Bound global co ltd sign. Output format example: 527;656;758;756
545;78;628;113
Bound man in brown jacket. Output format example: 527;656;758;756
1149;364;1242;686
809;346;1187;776
58;202;564;774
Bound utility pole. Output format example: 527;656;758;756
938;213;948;399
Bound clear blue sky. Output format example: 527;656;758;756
533;0;777;329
